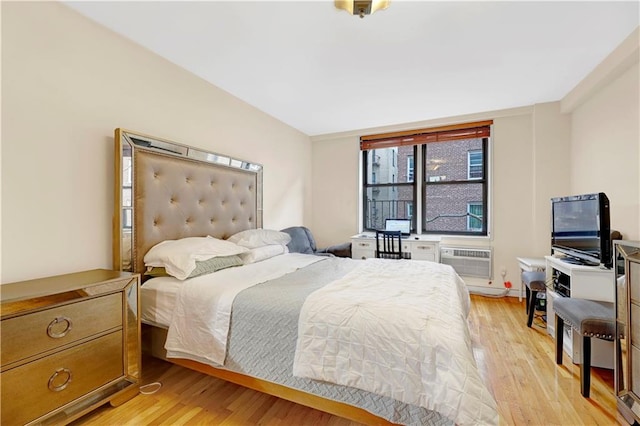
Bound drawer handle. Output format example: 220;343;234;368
416;246;432;250
47;316;73;338
48;367;72;392
358;243;369;247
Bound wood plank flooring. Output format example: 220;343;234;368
73;295;623;425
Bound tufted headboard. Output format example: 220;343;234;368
113;129;263;275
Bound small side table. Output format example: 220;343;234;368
516;257;546;302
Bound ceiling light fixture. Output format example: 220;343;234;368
335;0;390;19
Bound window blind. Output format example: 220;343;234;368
360;120;493;150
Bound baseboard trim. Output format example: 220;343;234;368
467;285;519;298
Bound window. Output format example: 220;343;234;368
407;155;414;182
467;202;483;231
361;121;490;236
423;137;487;235
468;150;482;179
362;146;416;232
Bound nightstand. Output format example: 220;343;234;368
1;269;140;425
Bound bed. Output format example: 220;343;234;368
113;129;498;425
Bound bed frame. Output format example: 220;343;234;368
112;129;395;425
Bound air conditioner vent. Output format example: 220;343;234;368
450;248;491;259
440;246;492;279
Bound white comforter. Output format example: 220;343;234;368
293;258;499;426
164;253;324;365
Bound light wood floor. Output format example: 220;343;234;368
73;295;622;425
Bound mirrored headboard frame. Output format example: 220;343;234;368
113;128;263;273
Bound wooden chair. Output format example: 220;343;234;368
375;230;403;259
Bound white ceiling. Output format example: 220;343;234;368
65;1;639;136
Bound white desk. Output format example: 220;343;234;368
351;234;439;262
516;257;546;302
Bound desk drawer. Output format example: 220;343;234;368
352;240;375;250
410;242;437;262
352;239;375;260
1;293;122;366
1;331;123;426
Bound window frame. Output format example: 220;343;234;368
360;121;491;237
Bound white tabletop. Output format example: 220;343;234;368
517;257;546;269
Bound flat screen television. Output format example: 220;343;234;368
551;192;612;268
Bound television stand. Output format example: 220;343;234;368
545;255;615;369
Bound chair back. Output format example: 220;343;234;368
375;230;403;259
281;226;317;254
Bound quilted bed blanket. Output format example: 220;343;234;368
293;258;498;426
164;253;323;365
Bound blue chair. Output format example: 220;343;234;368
280;226;351;258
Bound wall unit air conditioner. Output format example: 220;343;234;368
440;246;492;279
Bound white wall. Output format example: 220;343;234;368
311;136;361;242
569;63;639;240
1;2;312;283
562;27;639;241
531;102;572;254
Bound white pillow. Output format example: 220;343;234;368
240;244;287;264
144;236;248;280
228;228;291;249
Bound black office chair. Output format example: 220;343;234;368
375;230;403;259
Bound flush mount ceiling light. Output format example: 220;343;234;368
335;0;390;18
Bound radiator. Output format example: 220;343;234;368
440;246;492;279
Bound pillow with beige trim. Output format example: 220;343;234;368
145;254;244;279
144;236;248;280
